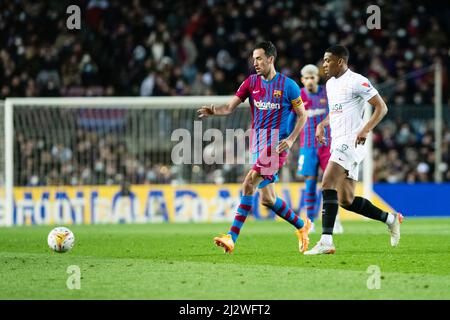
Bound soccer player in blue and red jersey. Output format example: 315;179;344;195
197;41;311;253
291;64;343;233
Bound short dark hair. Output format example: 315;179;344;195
325;45;349;62
254;41;277;60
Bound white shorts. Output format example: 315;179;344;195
329;136;366;181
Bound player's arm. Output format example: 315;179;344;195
197;77;251;118
276;98;307;153
316;114;329;144
355;94;388;147
197;96;242;118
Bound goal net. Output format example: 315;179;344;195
2;97;270;226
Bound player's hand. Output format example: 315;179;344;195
276;138;293;153
355;128;369;147
197;104;214;119
315;124;326;144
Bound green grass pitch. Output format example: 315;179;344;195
1;218;449;299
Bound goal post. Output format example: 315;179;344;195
4;99;13;227
0;101;5;226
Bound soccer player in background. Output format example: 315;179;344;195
290;64;344;234
197;41;312;254
304;45;403;255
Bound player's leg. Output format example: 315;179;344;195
304;177;318;233
260;184;311;252
296;147;319;233
297;147;320;225
318;145;344;234
304;177;318;221
214;169;263;253
338;179;403;247
304;161;346;255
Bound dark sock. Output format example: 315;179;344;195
322;189;339;235
343;196;388;222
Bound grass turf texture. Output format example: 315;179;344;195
0;218;449;299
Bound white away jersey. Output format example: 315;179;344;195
326;69;378;139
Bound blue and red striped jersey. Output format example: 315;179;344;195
298;85;330;148
235;73;303;153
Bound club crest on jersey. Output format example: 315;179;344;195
320;98;327;105
273;90;282;98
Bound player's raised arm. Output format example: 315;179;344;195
197;96;242;118
197;75;251;119
355;94;388;147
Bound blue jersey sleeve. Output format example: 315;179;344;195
286;78;302;108
286;78;302;134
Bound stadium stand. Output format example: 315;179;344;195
1;0;449;185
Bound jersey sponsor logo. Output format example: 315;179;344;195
330;103;343;114
273;90;282;98
291;97;303;108
254;100;280;110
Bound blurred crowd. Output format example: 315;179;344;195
16;129;176;186
1;0;449;185
373;120;450;183
1;0;448;103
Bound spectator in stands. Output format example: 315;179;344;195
0;0;448;103
2;0;449;185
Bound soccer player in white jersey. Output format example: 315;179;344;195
304;45;403;255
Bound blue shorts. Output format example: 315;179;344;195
297;145;331;177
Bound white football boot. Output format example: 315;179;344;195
303;241;336;255
388;212;403;247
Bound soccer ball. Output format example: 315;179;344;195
47;227;75;253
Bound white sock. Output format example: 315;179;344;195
320;234;333;246
385;213;395;225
